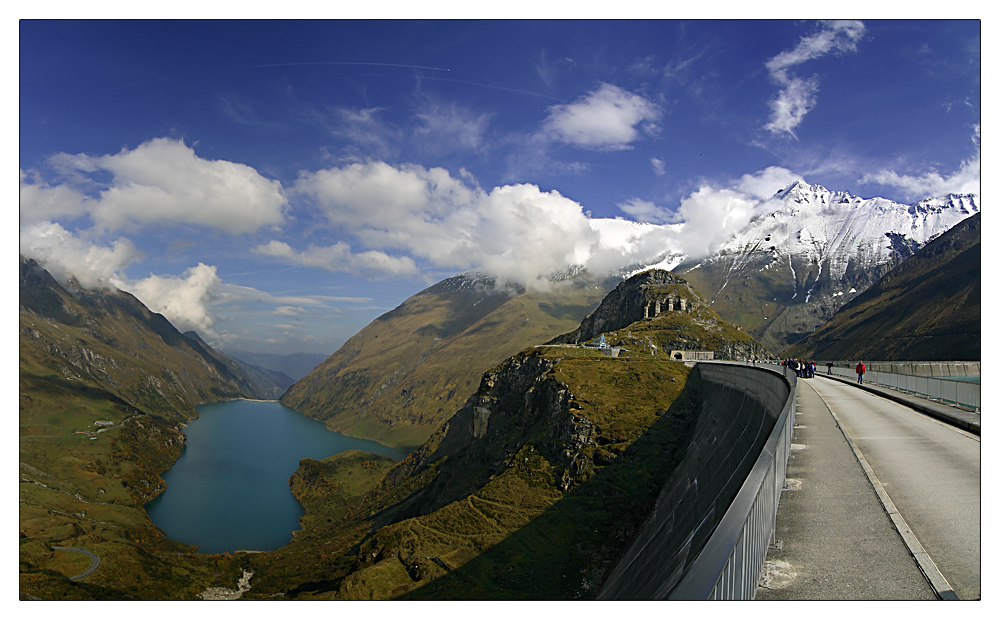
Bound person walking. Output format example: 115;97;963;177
855;361;866;384
827;361;833;375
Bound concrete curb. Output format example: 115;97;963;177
815;374;980;436
808;389;960;601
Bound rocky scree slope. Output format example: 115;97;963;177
678;181;979;352
783;212;980;361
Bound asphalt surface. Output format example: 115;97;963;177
809;376;981;600
755;380;937;600
50;546;101;580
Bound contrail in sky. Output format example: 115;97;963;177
250;61;451;72
114;61;451;90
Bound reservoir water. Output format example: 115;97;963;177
144;400;406;554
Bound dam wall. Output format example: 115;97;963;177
598;363;794;599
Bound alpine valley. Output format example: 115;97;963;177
19;180;979;599
284;181;979;450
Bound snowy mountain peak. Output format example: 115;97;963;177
773;180;860;211
911;193;979;216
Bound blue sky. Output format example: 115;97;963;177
18;18;982;356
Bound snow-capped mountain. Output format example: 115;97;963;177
678;181;979;353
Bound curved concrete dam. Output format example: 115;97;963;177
599;363;793;599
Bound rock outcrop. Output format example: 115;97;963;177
551;269;770;360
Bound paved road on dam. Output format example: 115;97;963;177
810;377;981;599
760;376;980;600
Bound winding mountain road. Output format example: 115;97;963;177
50;546;100;580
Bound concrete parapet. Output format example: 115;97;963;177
825;361;980;378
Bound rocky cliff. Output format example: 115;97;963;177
551;269;769;360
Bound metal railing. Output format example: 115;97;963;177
665;364;796;599
827;366;980;411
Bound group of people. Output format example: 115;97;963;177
781;359;868;384
784;358;816;378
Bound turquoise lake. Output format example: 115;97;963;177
144;399;406;554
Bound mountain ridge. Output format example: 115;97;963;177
782;212;980;360
677;182;978;351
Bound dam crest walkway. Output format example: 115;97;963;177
756;371;980;600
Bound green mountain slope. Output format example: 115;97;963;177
281;272;614;451
240;269;765;599
20;256;284;412
19;256;280;599
783;213;980;360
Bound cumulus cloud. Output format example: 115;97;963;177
287;161;614;288
542;83;660;150
116;263;223;338
19;169;91;224
734;166;803;200
859;125;981;200
765;21;866;137
19;221;144;288
21;138;287;233
671;187;762;259
277;161;813;289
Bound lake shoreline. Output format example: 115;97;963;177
146;399;406;554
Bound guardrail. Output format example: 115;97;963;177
666;363;796;599
597;362;796;600
827;366;980;411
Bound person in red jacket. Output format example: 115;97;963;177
855;361;866;384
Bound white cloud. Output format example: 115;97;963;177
283;160;813;289
671;187;761;259
765;21;865;137
254;240;420;279
19;221;144;288
23;138;287;234
617;198;672;224
413;98;492;153
290;161;610;288
273;306;308;316
650;157;666;177
859;126;981;200
115;263;223;338
735;166;803;200
542;83;660;150
19;169;91;224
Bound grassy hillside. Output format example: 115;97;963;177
783;213;980;361
281;272;613;451
19;257;279;599
239;347;703;599
231;270;764;599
